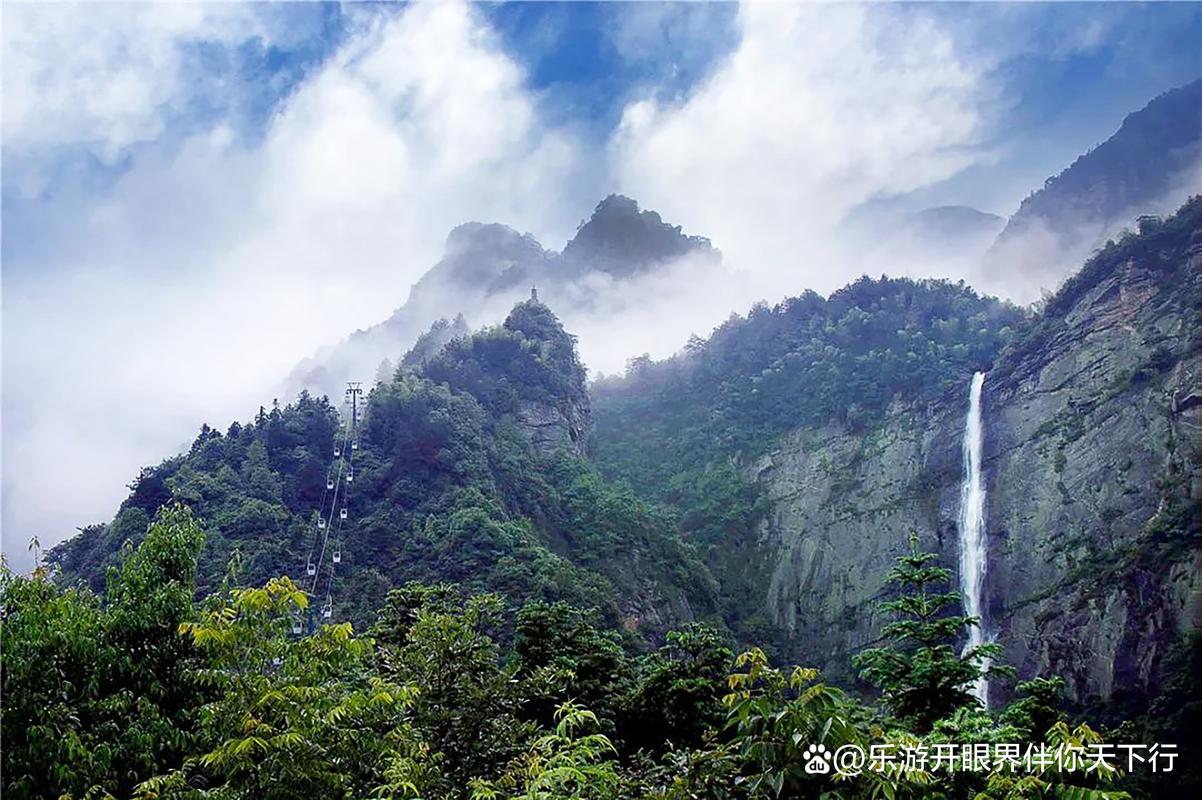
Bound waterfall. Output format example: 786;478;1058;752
958;371;990;706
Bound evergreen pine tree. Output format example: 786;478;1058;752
853;531;1011;732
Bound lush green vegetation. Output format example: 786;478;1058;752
591;277;1023;644
49;299;715;636
6;504;1146;800
25;201;1201;799
594;276;1021;477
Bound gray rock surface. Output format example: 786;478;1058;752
516;399;589;458
752;233;1201;703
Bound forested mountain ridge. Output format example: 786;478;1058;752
286;194;718;400
52;271;1033;652
50;298;716;636
593;197;1202;713
50;195;1202;697
30;199;1202;800
986;79;1202;293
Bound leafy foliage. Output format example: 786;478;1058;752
137;577;432;800
854;532;1013;733
50;300;715;639
5;518;1140;800
2;504;205;800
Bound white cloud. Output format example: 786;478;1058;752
611;2;989;296
1;1;268;166
2;0;591;570
3;0;1103;572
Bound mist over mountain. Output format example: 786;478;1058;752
44;196;1202;799
984;78;1202;299
559;194;717;280
286;77;1202;407
838;202;1007;286
10;4;1202;796
911;205;1005;243
286;195;721;399
28;70;1202;794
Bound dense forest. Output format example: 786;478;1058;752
591;276;1024;644
48;271;1029;649
49;298;713;635
5;504;1162;799
12;200;1202;798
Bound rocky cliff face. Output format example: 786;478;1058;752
753;207;1201;704
984;224;1201;706
749;401;964;683
515;399;589;458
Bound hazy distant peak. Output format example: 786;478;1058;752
912;205;1004;228
443;221;545;260
994;78;1202;247
904;205;1006;243
418;221;549;292
286;195;719;400
561;194;717;278
976;78;1202;301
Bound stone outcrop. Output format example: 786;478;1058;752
753;212;1201;705
515;398;589;458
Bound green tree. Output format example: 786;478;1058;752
377;588;534;794
471;703;619;800
1;503;204;800
721;648;927;799
136;576;435;800
853;532;1010;732
623;624;732;754
514;601;630;731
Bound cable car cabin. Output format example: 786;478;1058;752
340;508;348;520
291;621;302;635
327;479;334;490
347;472;354;483
318;518;326;529
306;561;316;576
322;604;332;619
334;447;341;457
351;440;359;450
333;550;341;564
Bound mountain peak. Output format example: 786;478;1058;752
443;221;542;260
987;78;1202;286
561;194;717;278
415;222;549;294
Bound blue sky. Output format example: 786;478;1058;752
2;1;1200;569
4;2;1199;244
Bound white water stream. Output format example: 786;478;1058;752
958;371;990;706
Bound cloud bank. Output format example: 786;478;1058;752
3;1;589;569
3;0;1193;569
612;2;988;298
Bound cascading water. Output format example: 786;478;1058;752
958;371;990;706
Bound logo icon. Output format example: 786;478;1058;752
804;743;832;775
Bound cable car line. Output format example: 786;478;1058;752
305;415;353;584
303;382;364;625
304;428;346;576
